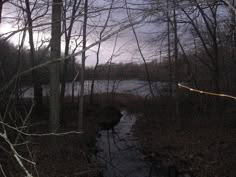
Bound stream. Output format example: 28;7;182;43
96;111;171;177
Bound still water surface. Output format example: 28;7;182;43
21;80;167;97
97;111;160;177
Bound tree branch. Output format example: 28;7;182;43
178;83;236;100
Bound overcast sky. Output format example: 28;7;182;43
0;0;166;67
0;0;230;67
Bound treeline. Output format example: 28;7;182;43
85;60;189;81
0;39;179;85
0;39;48;86
85;62;154;81
1;38;236;96
0;39;80;86
86;46;236;95
0;39;201;84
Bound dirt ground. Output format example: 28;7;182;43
134;96;236;177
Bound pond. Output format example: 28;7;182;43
20;80;168;98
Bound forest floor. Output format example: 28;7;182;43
1;93;236;177
133;95;236;177
0;96;102;177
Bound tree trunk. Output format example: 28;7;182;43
130;22;154;97
90;0;113;104
25;0;43;108
50;0;62;132
167;0;173;97
0;0;3;23
61;0;81;112
173;0;180;128
78;0;88;131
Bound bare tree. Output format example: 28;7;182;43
167;0;173;96
78;0;88;131
90;0;114;104
50;0;62;132
181;1;221;92
60;0;82;110
125;1;154;97
25;0;47;107
172;0;180;126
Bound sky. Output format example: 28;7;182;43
0;0;166;67
0;0;231;67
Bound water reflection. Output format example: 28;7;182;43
96;111;158;177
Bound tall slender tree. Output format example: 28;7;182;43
181;1;221;92
25;0;43;107
90;0;114;104
50;0;62;132
61;0;82;110
125;0;154;97
78;0;88;131
167;0;173;97
173;0;180;127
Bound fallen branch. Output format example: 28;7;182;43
0;132;33;177
178;83;236;100
0;164;7;177
0;122;83;136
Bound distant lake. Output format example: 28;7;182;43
21;80;168;98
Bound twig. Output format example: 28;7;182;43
223;0;236;15
72;168;100;176
0;121;83;136
0;132;33;177
0;164;7;177
14;101;35;144
178;83;236;100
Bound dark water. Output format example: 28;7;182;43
96;111;160;177
96;111;192;177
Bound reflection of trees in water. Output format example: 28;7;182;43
96;112;157;177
